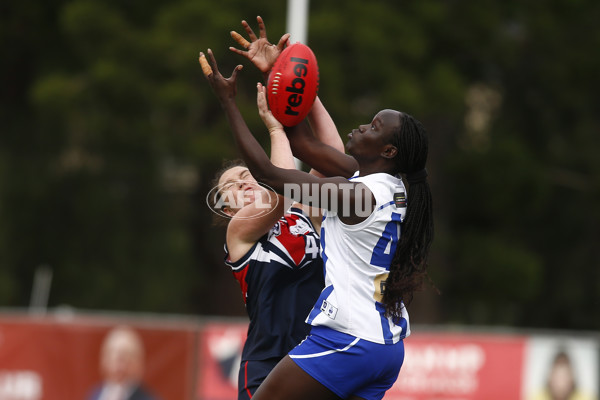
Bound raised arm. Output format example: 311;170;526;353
199;51;286;260
285;120;358;178
201;49;374;225
307;97;344;154
257;82;295;170
257;82;323;227
228;16;357;178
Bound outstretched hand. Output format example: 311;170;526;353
199;49;243;105
256;82;283;134
229;16;290;74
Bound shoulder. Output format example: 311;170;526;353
224;222;278;268
352;172;402;187
283;206;318;235
353;173;405;203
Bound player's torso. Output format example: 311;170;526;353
226;208;324;359
309;173;410;344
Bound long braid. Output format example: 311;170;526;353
384;113;434;318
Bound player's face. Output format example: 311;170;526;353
346;109;400;160
217;166;263;216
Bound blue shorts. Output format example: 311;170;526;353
288;325;404;400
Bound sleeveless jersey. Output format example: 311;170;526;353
306;173;410;344
225;207;324;361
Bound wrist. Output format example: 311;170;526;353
268;126;285;137
219;96;236;107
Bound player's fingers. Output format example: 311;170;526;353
257;84;270;119
198;52;212;77
259;85;272;112
256;82;264;103
206;49;221;75
228;46;246;57
257;82;266;101
230;64;243;81
260;83;268;98
257;16;267;39
241;20;258;42
230;31;251;49
276;33;291;52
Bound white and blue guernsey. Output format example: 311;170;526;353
306;172;410;345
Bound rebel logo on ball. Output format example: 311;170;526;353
268;43;319;127
284;56;310;117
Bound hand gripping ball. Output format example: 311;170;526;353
267;43;319;127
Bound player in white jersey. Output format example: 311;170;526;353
202;48;433;400
305;172;410;345
206;18;357;400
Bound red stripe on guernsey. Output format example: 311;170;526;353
278;215;307;265
232;263;250;304
244;360;252;399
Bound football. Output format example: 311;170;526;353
267;43;319;127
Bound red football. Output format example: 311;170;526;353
267;43;319;127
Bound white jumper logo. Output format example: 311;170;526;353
283;182;374;218
206;180;278;220
207;181;375;219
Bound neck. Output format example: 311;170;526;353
357;161;396;177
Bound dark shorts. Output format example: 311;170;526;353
237;357;282;400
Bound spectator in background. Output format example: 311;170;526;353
530;350;595;400
87;326;160;400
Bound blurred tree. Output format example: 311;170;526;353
0;0;598;329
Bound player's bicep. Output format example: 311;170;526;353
334;182;376;225
313;144;358;178
226;195;285;261
286;122;358;178
286;177;374;223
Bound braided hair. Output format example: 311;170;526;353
385;112;434;318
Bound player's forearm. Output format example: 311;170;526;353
307;96;345;153
220;98;280;185
285;120;318;163
269;128;296;170
286;121;358;178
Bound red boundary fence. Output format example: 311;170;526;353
0;312;598;400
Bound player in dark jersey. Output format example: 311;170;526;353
223;197;323;400
208;17;355;400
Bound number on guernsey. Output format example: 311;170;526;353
370;220;399;268
305;235;319;259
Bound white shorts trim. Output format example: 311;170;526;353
289;337;360;359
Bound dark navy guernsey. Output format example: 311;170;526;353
224;207;324;361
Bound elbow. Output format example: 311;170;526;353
342;160;359;178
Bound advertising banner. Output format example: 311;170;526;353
0;315;196;400
1;314;597;400
521;336;599;400
193;325;599;400
195;322;247;400
387;333;526;400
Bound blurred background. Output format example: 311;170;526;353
2;0;599;329
1;0;599;398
